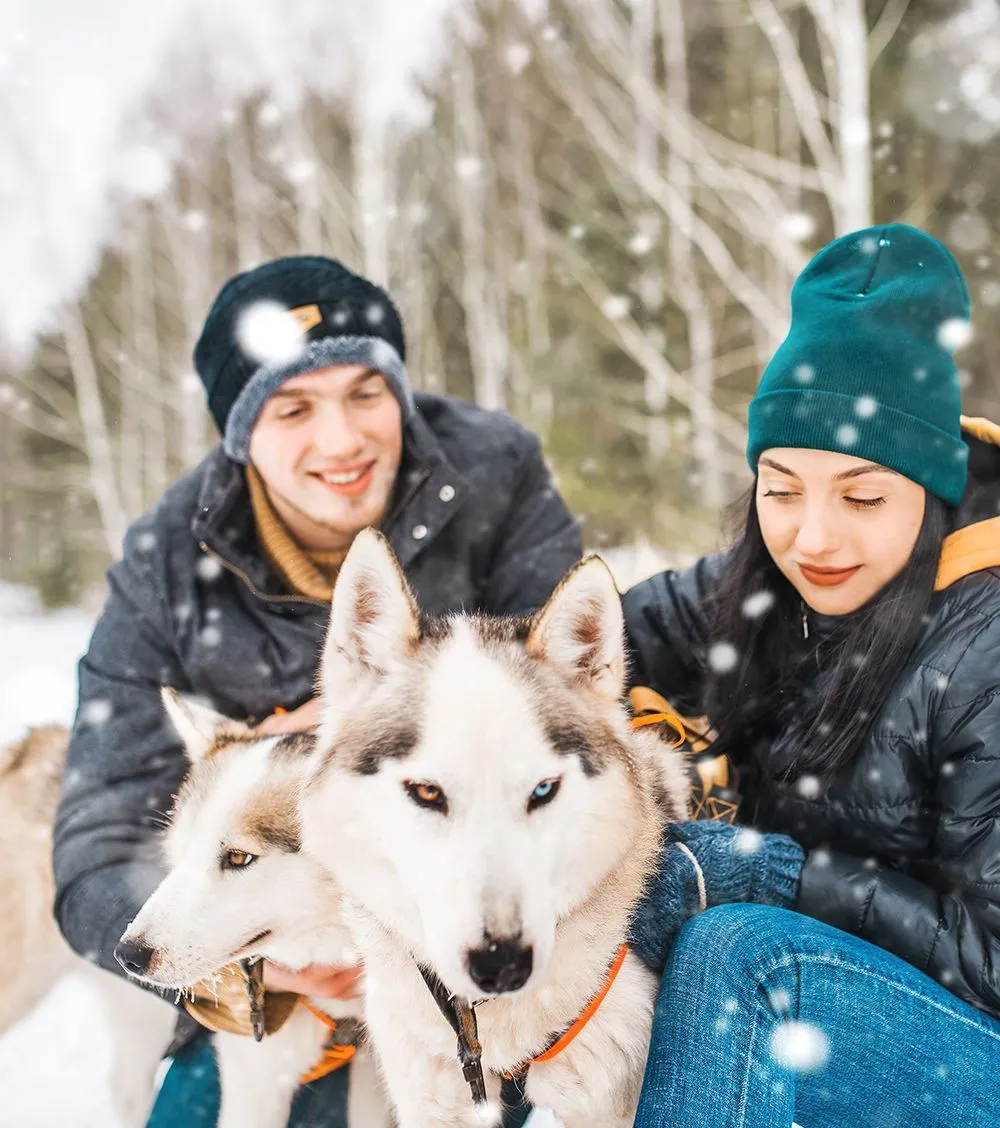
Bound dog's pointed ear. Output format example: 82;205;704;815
161;688;247;762
321;529;419;687
525;557;626;701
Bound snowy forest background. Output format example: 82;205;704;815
2;0;1000;602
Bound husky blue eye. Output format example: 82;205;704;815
528;778;561;812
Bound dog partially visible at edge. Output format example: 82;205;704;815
114;692;392;1128
0;726;175;1125
301;530;691;1128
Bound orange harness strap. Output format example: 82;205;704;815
503;942;630;1080
298;999;358;1085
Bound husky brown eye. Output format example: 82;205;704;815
404;781;449;815
528;777;561;813
222;849;257;871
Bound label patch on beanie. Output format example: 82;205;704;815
291;304;323;332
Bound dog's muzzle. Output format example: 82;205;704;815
465;937;533;994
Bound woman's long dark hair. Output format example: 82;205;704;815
702;486;954;780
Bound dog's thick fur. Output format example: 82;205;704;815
302;531;690;1128
118;694;391;1128
0;726;175;1125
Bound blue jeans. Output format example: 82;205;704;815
147;1031;533;1127
634;904;1000;1128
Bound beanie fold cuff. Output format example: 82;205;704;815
222;336;413;464
747;389;968;506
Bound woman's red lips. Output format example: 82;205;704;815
798;563;862;587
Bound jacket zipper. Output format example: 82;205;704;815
801;602;809;639
197;542;327;608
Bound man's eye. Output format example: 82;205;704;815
277;405;307;420
222;849;257;870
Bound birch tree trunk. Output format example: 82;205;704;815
63;306;126;559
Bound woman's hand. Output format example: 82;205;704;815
263;961;363;1000
255;697;324;735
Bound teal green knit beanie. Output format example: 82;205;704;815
747;223;970;506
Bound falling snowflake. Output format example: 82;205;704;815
770;1020;829;1073
183;210;208;233
568;224;585;240
237;301;306;365
708;641;739;673
981;281;1000;307
854;396;877;419
506;42;531;75
182;371;202;393
136;531;157;553
117;144;172;199
859;235;879;255
793;364;815;384
947;211;991;254
937;318;973;351
81;699;113;727
370;338;400;370
836;424;858;447
366;302;385;325
629;231;654;255
286;159;316;185
796;775;821;799
197;555;223;582
199;626;223;648
602;295;631;321
733;828;763;855
258;102;282;127
741;590;775;619
456;156;482;180
780;213;816;242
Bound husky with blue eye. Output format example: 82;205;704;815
302;531;690;1128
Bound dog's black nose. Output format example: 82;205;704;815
466;938;533;994
114;937;155;977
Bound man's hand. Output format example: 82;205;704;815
263;961;363;1000
255;697;324;735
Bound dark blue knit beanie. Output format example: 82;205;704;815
194;255;412;463
747;224;971;506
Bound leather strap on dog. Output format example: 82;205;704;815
417;964;490;1109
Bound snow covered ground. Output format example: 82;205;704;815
0;586;125;1128
0;584;561;1127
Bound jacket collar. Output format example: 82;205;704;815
935;416;1000;590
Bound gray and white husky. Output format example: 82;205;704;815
302;531;690;1128
116;692;391;1128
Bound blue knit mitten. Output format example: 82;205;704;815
629;820;805;972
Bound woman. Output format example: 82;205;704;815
625;224;1000;1127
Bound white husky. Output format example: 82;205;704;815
301;531;690;1128
116;693;391;1128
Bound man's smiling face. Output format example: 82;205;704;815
248;365;403;550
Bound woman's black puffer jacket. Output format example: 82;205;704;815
622;421;1000;1018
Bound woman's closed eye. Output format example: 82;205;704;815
845;495;886;509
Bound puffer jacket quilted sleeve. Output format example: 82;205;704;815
621;552;728;716
798;608;1000;1016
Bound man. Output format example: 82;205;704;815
53;255;581;1125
